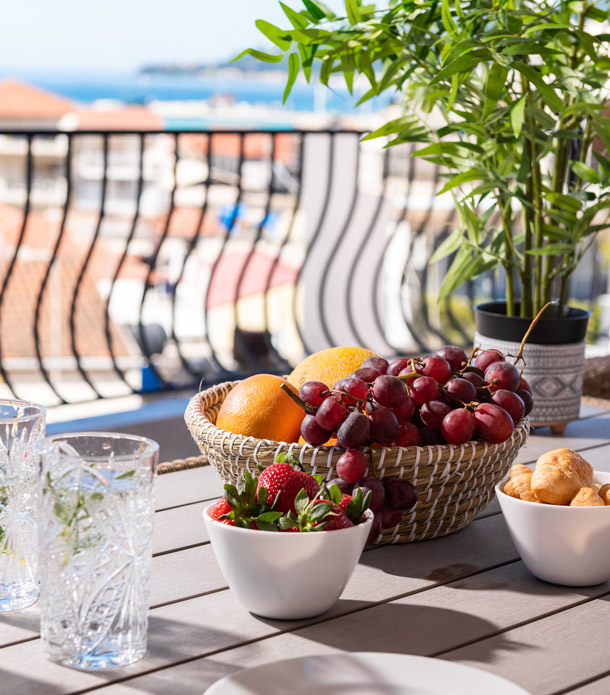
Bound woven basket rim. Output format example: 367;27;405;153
185;382;530;458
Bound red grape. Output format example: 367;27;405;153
366;512;382;544
387;357;411;376
394;422;422;446
445;377;477;403
380;504;403;529
301;414;333;446
351;367;381;383
474;349;505;372
362;356;389;374
461;371;484;388
368;408;400;445
354;476;385;512
336;410;370;448
383;477;417;511
435;345;468;371
491;389;525;423
299;380;330;408
336;450;368;483
473;403;514;443
516;388;534;416
441;408;475;445
484;361;520;392
519;376;532;394
326;478;354;495
334;377;369;407
315;396;346;430
389;396;415;424
419;355;452;383
420;399;453;429
410;376;439;405
372;374;408;408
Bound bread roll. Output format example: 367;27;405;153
570;487;605;507
531;449;593;505
503;464;538;503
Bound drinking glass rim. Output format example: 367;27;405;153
40;431;159;464
0;399;46;424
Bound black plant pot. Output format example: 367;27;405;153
474;302;590;345
474;302;590;432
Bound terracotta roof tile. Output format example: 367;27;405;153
0;80;74;119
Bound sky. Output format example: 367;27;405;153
1;0;355;74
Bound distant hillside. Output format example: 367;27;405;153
139;54;287;75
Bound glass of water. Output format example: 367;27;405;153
38;432;158;669
0;399;45;612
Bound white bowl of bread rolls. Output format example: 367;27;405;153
496;448;610;586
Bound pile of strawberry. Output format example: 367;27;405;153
208;456;416;544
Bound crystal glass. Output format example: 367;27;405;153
38;432;158;669
0;399;45;611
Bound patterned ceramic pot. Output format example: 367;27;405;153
474;302;590;432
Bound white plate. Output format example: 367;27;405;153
204;652;531;695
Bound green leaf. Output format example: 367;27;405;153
280;1;310;29
441;0;458;37
231;48;283;64
483;62;508;120
525;244;574;256
512;62;563;111
585;5;608;21
437;169;487;195
345;0;361;25
429;228;464;263
362;115;423;141
310;501;334;521
329;484;342;504
545;191;583;213
283;52;300;103
294;488;310;515
115;469;135;479
570;160;601;185
302;0;325;20
431;50;490;84
255;20;291;51
593;151;610;175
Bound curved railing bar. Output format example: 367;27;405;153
103;133;145;392
203;133;245;375
171;134;211;379
291;132;337;357
371;144;417;357
136;132;180;391
345;146;390;350
68;135;108;399
398;165;443;353
261;133;305;372
33;134;73;404
0;134;33;399
318;132;363;347
232;134;278;372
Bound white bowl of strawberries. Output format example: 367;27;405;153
203;461;374;619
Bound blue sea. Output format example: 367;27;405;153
8;71;393;128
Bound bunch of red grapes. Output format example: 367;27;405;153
300;346;532;450
298;345;533;535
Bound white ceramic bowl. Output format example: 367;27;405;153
203;504;373;619
496;469;610;586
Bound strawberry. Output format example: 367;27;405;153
279;489;354;532
209;498;234;525
221;471;283;531
332;485;371;524
257;462;320;514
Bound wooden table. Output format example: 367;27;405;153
3;403;610;694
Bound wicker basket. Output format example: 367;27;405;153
185;381;530;544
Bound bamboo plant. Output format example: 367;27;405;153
236;0;610;317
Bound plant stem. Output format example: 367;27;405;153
496;195;516;316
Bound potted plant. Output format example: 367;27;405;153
236;0;610;431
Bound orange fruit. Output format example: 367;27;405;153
215;374;305;443
288;346;377;390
